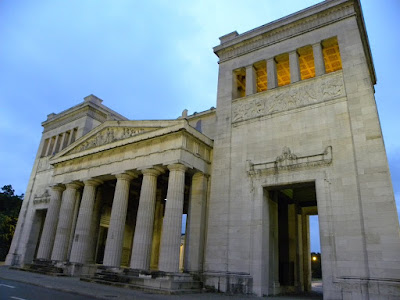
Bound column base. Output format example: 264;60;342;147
5;253;21;266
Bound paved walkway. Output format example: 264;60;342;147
0;266;322;299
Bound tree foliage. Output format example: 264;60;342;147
0;185;23;260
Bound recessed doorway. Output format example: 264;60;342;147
266;181;321;297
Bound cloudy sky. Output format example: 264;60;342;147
0;0;399;252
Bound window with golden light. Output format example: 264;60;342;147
276;53;290;87
234;68;246;98
322;37;342;73
254;61;267;92
298;45;316;80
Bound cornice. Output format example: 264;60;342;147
214;1;355;63
42;97;128;133
50;119;213;165
42;106;107;133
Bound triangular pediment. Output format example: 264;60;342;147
53;120;182;160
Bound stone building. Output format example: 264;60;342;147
6;0;400;298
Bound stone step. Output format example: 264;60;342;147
80;277;202;295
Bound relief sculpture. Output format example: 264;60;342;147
69;127;147;154
233;73;344;123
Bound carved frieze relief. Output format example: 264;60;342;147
232;73;344;123
247;146;332;176
68;127;154;155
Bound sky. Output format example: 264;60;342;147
0;0;399;253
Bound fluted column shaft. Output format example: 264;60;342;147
158;164;187;273
103;173;135;267
36;185;65;260
130;169;161;270
185;172;208;272
150;191;163;269
69;179;102;264
87;188;103;263
51;182;82;261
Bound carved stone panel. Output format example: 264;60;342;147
68;127;156;155
232;72;345;123
247;146;332;176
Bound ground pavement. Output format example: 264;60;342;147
0;266;322;299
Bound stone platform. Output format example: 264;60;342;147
81;267;202;294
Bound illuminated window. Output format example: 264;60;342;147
298;45;316;80
254;61;267;92
233;68;246;98
322;37;342;73
276;53;290;87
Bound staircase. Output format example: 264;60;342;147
81;267;202;294
11;259;66;276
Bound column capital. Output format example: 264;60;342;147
50;184;65;192
65;181;83;190
114;171;137;181
167;163;188;172
142;168;162;177
192;171;207;179
83;179;103;187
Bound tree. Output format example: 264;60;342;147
0;185;23;260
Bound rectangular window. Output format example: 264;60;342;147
54;134;62;154
70;128;78;144
47;136;56;156
322;37;342;73
41;138;49;157
254;61;267;92
233;68;246;99
62;131;70;150
276;53;290;87
298;45;316;80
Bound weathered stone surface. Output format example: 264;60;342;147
6;0;400;298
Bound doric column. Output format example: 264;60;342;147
158;163;187;273
185;172;208;272
103;172;136;267
289;50;301;83
245;65;256;96
69;179;102;264
312;42;325;76
87;188;103;263
130;168;161;270
302;213;311;291
267;58;278;89
51;182;82;261
67;190;81;259
150;190;163;269
36;185;65;260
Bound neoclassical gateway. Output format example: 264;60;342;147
6;0;400;298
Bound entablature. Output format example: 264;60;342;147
49;119;213;183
